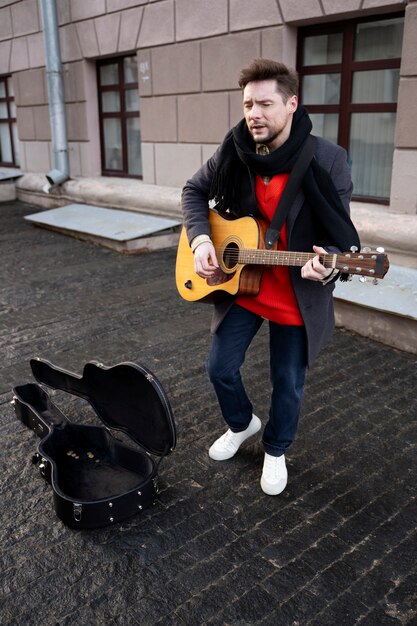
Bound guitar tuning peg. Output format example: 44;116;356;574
350;245;358;253
376;246;385;253
361;246;371;253
372;279;379;286
359;276;367;283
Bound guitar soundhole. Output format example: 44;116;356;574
223;243;239;270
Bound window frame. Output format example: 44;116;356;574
97;55;142;179
0;75;19;168
297;12;404;204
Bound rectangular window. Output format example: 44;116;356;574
350;112;396;198
97;56;142;179
298;14;404;203
0;76;19;167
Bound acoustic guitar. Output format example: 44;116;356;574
175;209;389;303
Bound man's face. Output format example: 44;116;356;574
243;79;298;151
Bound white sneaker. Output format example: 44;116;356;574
208;414;261;461
261;452;288;495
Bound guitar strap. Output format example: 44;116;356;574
264;134;315;250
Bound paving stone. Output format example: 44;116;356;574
356;608;406;625
381;570;417;625
211;584;279;624
173;580;239;624
306;591;371;626
261;557;317;603
298;532;350;571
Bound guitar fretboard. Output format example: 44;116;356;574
219;248;384;275
236;249;331;267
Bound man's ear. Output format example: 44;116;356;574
289;95;298;112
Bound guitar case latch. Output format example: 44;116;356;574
73;503;82;522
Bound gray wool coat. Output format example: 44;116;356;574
181;134;354;367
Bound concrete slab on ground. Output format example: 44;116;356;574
334;264;417;320
25;203;182;254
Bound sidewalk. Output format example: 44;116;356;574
1;200;416;626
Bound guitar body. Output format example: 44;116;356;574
176;211;269;303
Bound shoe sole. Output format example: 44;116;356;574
260;477;287;496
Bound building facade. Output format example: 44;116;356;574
0;0;416;215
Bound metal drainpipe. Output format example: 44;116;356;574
39;0;69;193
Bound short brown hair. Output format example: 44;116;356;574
238;58;299;102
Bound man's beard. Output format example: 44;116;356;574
249;126;280;147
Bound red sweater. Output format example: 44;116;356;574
236;173;304;326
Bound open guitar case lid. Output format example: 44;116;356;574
12;358;176;529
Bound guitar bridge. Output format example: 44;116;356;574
207;268;234;286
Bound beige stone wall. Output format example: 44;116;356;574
390;0;417;213
0;0;413;211
134;0;409;189
137;24;293;185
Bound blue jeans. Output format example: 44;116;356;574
206;304;307;457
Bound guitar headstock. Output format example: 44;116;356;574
335;247;389;279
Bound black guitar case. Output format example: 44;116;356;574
12;358;176;529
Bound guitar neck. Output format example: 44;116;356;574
230;248;388;278
237;249;331;268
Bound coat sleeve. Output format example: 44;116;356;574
328;145;353;214
322;143;355;257
181;145;221;245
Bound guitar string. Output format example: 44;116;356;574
215;249;378;268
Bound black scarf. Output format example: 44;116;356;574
209;106;360;256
